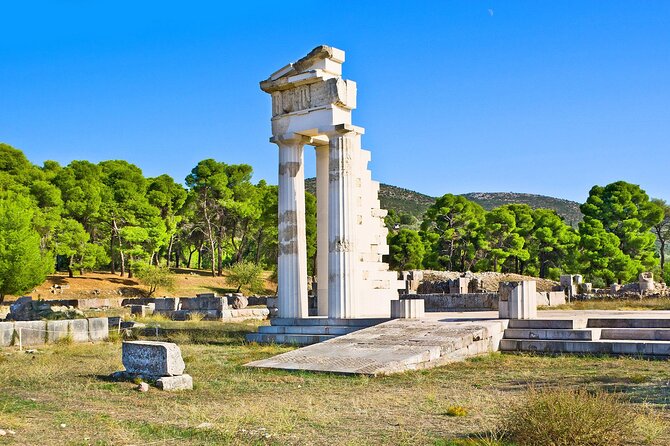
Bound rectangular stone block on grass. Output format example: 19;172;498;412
14;321;47;346
69;319;89;342
154;298;180;312
0;322;14;347
122;341;186;377
88;317;109;341
47;320;70;343
156;374;193;391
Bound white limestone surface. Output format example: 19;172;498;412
246;319;507;376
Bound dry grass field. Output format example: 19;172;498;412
0;319;668;445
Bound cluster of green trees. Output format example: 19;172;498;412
0;143;314;301
2;140;670;300
387;183;670;288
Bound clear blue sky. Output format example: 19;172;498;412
1;1;668;203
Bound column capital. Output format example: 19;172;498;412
270;133;311;146
320;123;365;138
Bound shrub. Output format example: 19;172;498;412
445;406;468;417
225;261;264;293
502;387;639;446
133;264;176;297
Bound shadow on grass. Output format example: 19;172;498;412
203;285;238;295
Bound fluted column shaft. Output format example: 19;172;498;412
328;132;358;318
277;138;308;318
315;146;330;316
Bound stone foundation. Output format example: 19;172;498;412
419;293;499;311
0;317;110;347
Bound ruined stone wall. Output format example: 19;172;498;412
419;293;499;311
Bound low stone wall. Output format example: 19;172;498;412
221;308;270;320
419;293;499;311
536;291;567;306
0;317;109;347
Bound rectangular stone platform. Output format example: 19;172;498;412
246;319;507;375
246;317;390;346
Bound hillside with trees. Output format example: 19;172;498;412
1;141;669;300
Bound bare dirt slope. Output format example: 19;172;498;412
6;269;277;303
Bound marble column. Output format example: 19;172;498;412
315;145;329;316
327;132;358;319
277;137;308;318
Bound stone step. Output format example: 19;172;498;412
246;333;337;346
500;339;670;356
507;318;588;330
504;328;600;341
270;318;389;327
600;328;670;341
256;325;361;336
587;318;670;329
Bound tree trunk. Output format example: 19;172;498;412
660;239;666;272
68;255;74;278
217;225;225;276
110;233;116;274
255;230;264;264
166;234;175;268
187;249;194;269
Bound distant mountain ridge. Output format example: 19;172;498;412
462;192;583;227
304;178;583;226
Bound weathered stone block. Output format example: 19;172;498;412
69;319;89;342
9;296;35;321
498;281;537;320
391;299;425;319
0;322;14;347
536;292;550;306
88;317;109;341
47;320;70;343
14;320;47;346
639;272;655;293
154;298;179;311
122;341;185;377
231;295;248;309
156;374;193;391
181;296;226;311
547;291;566;306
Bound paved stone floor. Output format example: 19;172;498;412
246;317;507;375
246;310;670;375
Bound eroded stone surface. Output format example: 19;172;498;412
246;319;506;375
122;341;185;377
88;317;109;341
0;322;14;347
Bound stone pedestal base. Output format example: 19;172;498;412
391;299;425;319
157;374;193;391
499;281;537;319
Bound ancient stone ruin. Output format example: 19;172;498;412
115;340;193;391
259;45;403;320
